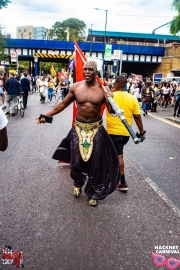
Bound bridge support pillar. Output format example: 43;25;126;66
113;60;118;77
34;57;39;77
29;60;33;76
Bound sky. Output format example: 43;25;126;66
0;0;177;38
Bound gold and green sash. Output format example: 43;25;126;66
74;119;102;162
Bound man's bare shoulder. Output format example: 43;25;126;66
70;80;86;90
71;80;86;86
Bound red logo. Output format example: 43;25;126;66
152;253;180;269
2;246;24;268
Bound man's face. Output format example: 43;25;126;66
83;62;97;83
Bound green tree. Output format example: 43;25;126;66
0;26;8;62
48;18;86;41
40;62;68;75
0;1;11;67
170;0;180;34
0;0;11;9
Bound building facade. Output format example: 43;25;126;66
16;25;34;39
33;27;49;40
16;26;49;40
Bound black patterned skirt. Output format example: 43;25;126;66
52;126;120;200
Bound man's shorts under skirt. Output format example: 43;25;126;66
52;122;120;200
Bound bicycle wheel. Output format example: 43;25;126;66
52;94;56;106
14;106;18;115
20;108;24;117
20;103;24;117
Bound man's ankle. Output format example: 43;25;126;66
121;174;125;184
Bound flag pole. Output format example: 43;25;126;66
74;41;141;144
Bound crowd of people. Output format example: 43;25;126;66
101;76;180;117
36;74;70;104
1;64;180;206
0;71;71;113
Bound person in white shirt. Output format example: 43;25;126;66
36;76;41;93
161;82;170;110
171;78;178;88
39;77;48;104
131;85;141;101
0;107;8;151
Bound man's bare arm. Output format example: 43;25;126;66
133;114;145;135
104;87;114;114
36;85;76;123
0;127;8;151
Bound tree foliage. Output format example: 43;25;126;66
170;0;180;34
40;62;68;75
48;18;86;41
0;0;11;9
0;26;8;62
0;0;11;61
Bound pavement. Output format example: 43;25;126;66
144;104;180;125
0;93;180;270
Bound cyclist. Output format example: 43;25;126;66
21;73;30;108
4;73;21;116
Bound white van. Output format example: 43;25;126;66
162;77;180;82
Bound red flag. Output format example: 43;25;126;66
72;42;86;125
72;41;105;125
74;42;86;81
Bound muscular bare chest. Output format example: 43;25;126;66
75;85;104;106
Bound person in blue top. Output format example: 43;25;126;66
5;73;21;116
21;73;30;108
174;85;180;117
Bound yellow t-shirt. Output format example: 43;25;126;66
106;91;140;136
48;82;54;88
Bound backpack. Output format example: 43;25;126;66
175;90;180;101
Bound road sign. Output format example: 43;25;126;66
11;53;17;63
11;53;17;58
113;50;122;60
104;44;112;61
153;73;163;83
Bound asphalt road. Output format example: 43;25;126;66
127;109;180;209
0;93;180;270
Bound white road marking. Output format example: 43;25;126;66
142;111;180;129
145;177;180;218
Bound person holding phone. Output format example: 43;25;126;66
36;60;120;207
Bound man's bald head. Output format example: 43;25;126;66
115;76;127;85
84;60;98;71
114;76;127;91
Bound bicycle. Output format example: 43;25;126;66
52;89;63;107
14;92;25;117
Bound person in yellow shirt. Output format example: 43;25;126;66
106;76;145;192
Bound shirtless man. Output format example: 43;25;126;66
36;60;120;206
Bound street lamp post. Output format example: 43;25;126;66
15;49;19;75
94;8;108;71
104;9;107;46
90;24;93;57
